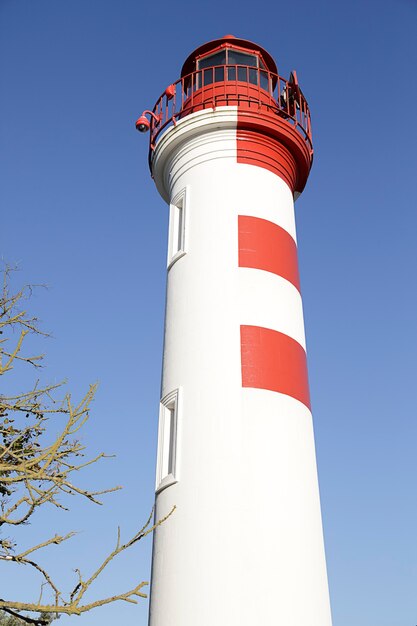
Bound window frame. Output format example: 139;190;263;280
155;389;180;493
196;46;265;71
195;46;271;91
197;50;227;70
167;188;188;269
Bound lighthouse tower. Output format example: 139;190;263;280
137;36;332;626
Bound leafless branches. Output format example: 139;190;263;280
0;266;171;625
0;506;174;621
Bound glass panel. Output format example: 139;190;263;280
194;71;202;92
158;396;178;486
167;407;176;476
214;66;224;82
227;50;257;67
237;66;248;82
198;50;226;69
161;406;171;478
202;66;225;86
259;70;269;92
227;67;236;81
203;67;214;86
228;66;259;85
248;68;258;85
177;203;183;252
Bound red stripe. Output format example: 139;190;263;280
240;325;310;409
236;107;313;194
238;216;300;292
236;106;313;193
236;128;297;192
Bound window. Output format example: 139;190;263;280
168;189;187;267
227;50;257;67
196;48;270;91
198;50;227;69
156;390;179;491
227;50;258;84
197;51;226;86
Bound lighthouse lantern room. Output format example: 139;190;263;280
137;35;332;626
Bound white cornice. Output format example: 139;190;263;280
151;107;238;203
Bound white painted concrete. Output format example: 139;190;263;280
148;108;332;626
239;268;306;349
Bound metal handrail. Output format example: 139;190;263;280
148;65;312;153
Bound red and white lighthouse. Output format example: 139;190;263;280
137;35;332;626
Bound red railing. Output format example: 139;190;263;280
148;66;312;154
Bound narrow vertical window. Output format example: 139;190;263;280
156;389;179;491
168;189;187;267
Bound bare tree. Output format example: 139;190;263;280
0;267;172;625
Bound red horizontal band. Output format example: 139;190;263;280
238;216;300;292
241;325;310;409
236;108;312;194
237;128;297;192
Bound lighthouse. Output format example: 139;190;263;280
137;35;332;626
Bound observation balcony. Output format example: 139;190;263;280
147;65;312;157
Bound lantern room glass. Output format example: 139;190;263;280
196;48;270;92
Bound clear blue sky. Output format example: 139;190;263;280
1;1;417;624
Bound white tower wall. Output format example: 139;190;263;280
148;109;332;626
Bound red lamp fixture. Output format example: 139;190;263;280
135;110;161;133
